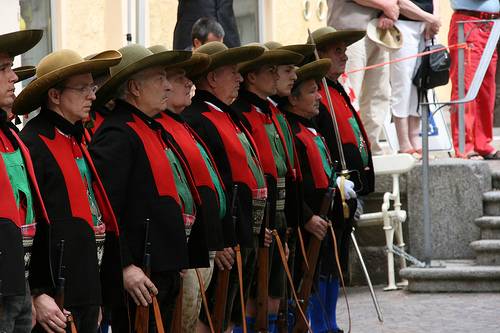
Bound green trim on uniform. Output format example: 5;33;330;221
276;113;295;168
313;136;334;179
196;142;227;219
75;157;102;226
165;148;195;215
348;117;369;167
264;122;288;178
236;132;266;189
1;149;35;225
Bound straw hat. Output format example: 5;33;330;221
308;27;365;49
0;30;43;57
95;44;191;106
366;19;403;50
293;59;332;89
148;45;210;78
238;43;304;74
13;49;122;115
195;41;265;74
13;66;36;82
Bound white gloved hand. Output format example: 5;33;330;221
336;177;357;200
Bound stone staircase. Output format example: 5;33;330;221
400;169;500;292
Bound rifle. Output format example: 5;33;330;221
134;219;165;333
276;228;292;333
255;198;271;332
212;185;239;332
292;174;336;333
54;240;77;333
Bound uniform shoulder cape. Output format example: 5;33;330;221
157;110;224;267
184;90;265;248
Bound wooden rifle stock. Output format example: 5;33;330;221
213;185;239;332
255;199;271;332
135;219;152;333
276;228;293;333
293;181;336;333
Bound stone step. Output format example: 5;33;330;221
483;191;500;216
470;240;500;265
492;170;500;190
475;216;500;239
400;260;500;292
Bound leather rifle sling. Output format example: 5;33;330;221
271;230;312;333
329;222;351;333
153;295;166;333
195;268;215;333
296;227;309;271
68;315;78;333
235;245;247;333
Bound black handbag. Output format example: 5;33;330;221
413;41;451;90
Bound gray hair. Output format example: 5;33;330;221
191;17;225;45
115;71;148;100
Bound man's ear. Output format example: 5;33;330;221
206;71;217;89
47;88;61;106
193;38;202;50
128;79;141;98
246;71;257;86
288;94;298;107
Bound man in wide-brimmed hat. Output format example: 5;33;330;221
88;44;200;332
149;44;226;332
282;59;350;333
14;48;122;333
230;44;304;332
0;29;46;333
182;41;266;332
310;27;374;198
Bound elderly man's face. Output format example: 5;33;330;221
0;53;18;109
166;68;193;113
211;64;243;105
321;42;348;79
276;64;298;97
135;66;172;115
290;79;321;119
50;73;96;124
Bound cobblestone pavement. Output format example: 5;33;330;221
336;286;500;333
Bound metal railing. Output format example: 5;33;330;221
420;18;500;267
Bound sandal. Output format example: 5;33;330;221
483;150;500;160
465;152;484;160
400;149;422;160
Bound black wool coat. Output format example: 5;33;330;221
89;100;190;276
286;111;354;278
20;109;121;307
316;78;375;196
183;90;260;249
173;0;241;49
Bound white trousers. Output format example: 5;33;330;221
345;36;391;155
390;20;426;118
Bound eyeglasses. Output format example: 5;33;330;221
62;85;98;96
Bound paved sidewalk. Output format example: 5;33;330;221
336;286;500;333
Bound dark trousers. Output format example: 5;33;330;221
0;280;32;333
111;271;180;333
